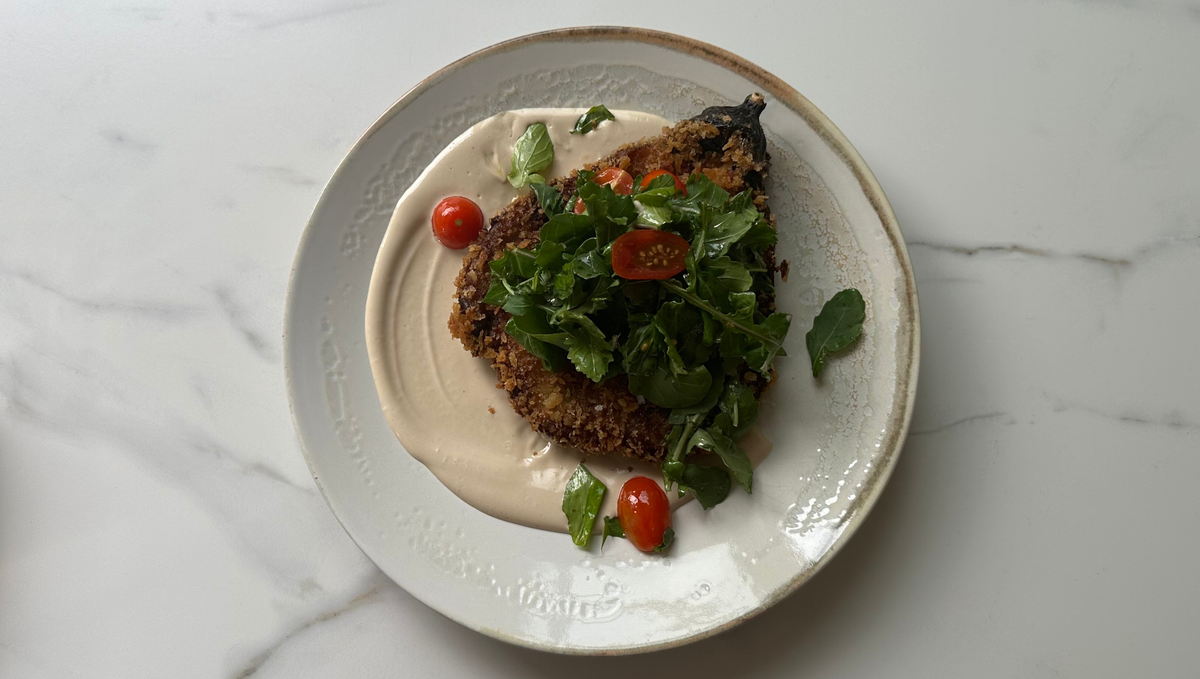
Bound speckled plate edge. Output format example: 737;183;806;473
283;26;920;654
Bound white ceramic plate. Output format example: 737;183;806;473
284;27;919;654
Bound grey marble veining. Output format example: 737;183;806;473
1;0;1198;677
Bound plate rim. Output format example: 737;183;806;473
283;25;921;654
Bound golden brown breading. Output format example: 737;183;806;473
449;97;773;462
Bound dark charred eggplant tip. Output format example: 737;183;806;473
745;92;766;113
692;94;766;124
690;94;769;163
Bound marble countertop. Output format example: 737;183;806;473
3;2;1197;677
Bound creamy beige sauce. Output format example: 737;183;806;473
365;108;771;534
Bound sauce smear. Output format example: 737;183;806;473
365;108;772;534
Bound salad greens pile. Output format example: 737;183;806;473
494;111;865;549
486;164;786;505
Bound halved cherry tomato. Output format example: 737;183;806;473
617;476;671;552
592;167;634;195
431;196;484;249
640;169;686;196
611;229;689;280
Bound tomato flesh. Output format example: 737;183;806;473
611;229;689;280
617;476;671;552
431;196;484;249
592;167;634;195
640;169;686;196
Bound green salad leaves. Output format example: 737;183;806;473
805;288;865;377
507;123;554;188
488;166;790;513
601;516;625;547
487;170;788;402
562;463;606;547
654;527;675;553
571;105;615;135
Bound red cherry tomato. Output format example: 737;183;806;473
617;476;671;552
592;167;634;195
640;169;686;196
572;196;587;214
431;196;484;249
611;229;689;280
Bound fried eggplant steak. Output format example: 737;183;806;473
449;94;775;462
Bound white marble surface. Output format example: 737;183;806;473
2;1;1197;676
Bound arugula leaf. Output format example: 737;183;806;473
620;321;661;376
660;413;741;506
636;204;674;228
555;302;610;336
727;190;754;212
627;364;712;409
668;371;725;423
745;312;792;374
505;312;567;372
696;257;753;301
485;248;542;309
571;238;610;279
562;463;606;547
710;412;735;439
681;464;731;509
717;381;759;438
632;174;677;207
507;122;555;189
653;527;675;552
501;293;535;317
562;326;613;382
531;181;564;216
640;172;678;195
573;251;610;280
601;516;625;547
652;302;688;375
661;424;688;488
577;180;637;246
674;172;729;215
482;276;510;306
696;208;758;259
489;247;538;280
540;213;593;246
661;279;791;374
805;288;865;377
633;173;678;228
687;427;753;493
702;313;721;345
727;291;759;323
577;180;637;225
739;218;777;249
652;301;713;375
553;271;576;301
535;241;567;270
571;105;615;134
